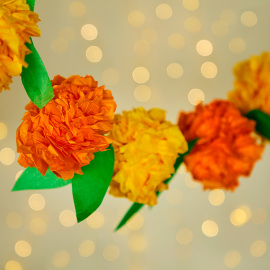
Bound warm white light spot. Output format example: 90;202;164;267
188;88;205;105
127;213;144;230
69;1;86;17
28;193;45;211
201;62;217;78
141;28;158;44
128;235;148;252
185;174;199;188
132;67;150;84
6;212;23;229
103;245;120;261
87;211;104;229
182;0;199;11
15;240;32;257
53;251;70;268
220;10;236;25
167;63;183;79
250;240;267;257
102;68;120;85
86;46;102;62
229;38;246;54
156;4;172;20
5;261;22;270
241;11;257;27
81;24;98;40
134;40;150;56
224;251;241;268
166;188;182;205
208;189;225;206
166;209;182;225
59;27;76;42
184;17;201;32
128;11;145;27
59;209;76;227
30;218;47;235
230;206;251;227
51;38;68;54
134;85;151;102
0;148;15;165
176;228;193;245
79;240;95;257
168;33;185;50
0;122;7;140
212;21;229;37
202;220;219;237
15;170;24;181
252;208;267;224
196;40;213;56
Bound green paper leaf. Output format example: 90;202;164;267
72;146;115;223
115;139;198;231
21;38;54;109
12;167;71;191
245;109;270;140
26;0;35;11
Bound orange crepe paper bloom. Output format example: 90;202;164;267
108;107;188;206
178;100;264;190
228;52;270;115
16;75;117;180
0;0;40;91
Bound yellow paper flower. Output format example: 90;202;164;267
228;52;270;115
108;107;188;206
0;0;40;91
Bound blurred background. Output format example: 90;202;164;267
1;0;270;269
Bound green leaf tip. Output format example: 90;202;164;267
114;139;198;231
26;0;36;11
21;38;54;109
245;109;270;140
72;145;115;223
12;167;71;191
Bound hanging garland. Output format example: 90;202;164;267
1;0;270;231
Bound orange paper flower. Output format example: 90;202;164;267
108;107;188;206
16;75;117;180
228;52;270;115
0;0;41;91
178;100;264;190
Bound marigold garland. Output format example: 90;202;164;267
228;51;270;115
0;0;40;91
16;75;116;180
108;107;188;206
178;100;264;190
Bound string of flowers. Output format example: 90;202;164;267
2;0;270;230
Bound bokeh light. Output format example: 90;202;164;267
81;24;98;40
241;11;258;27
208;189;225;206
176;228;193;245
182;0;199;11
86;46;102;62
127;213;144;230
132;67;150;84
134;85;151;102
28;193;45;211
15;240;32;257
0;148;15;165
69;1;86;17
188;88;205;105
196;40;213;56
59;209;77;227
103;245;120;261
15;170;24;181
229;38;246;54
128;235;148;252
87;211;105;229
128;11;145;27
201;62;217;78
0;122;7;140
201;220;219;237
5;261;22;270
30;218;47;235
79;240;95;257
230;206;251;227
167;63;183;79
156;4;172;20
250;240;267;257
53;251;70;268
224;251;241;268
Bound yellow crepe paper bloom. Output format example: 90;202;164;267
228;52;270;115
0;0;40;91
108;107;188;206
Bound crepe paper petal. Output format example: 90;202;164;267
72;145;115;223
26;0;36;11
21;38;54;109
115;139;198;231
245;109;270;140
12;167;71;191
